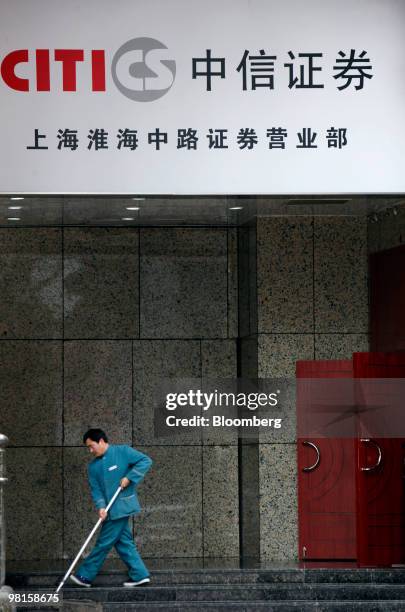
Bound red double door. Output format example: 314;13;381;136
297;352;405;566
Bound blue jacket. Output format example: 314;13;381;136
88;445;152;520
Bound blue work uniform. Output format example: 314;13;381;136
77;444;152;582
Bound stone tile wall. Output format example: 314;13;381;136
368;202;405;253
256;216;369;561
0;212;372;564
0;226;239;561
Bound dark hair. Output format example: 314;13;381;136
83;428;108;444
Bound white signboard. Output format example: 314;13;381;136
0;0;404;194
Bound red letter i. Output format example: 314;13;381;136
36;49;50;91
91;50;106;91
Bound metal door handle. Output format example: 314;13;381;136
360;438;382;472
302;441;320;472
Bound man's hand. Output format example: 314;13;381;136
98;508;107;521
120;477;131;489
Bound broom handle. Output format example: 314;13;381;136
55;486;122;593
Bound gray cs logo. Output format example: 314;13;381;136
112;37;176;102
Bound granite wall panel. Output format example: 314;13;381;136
135;446;203;558
140;229;227;339
0;229;62;338
133;339;201;446
0;341;62;446
257;217;313;334
202;446;239;558
259;443;298;561
64;228;139;339
64;340;132;446
314;217;368;333
6;448;63;560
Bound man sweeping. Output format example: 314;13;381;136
70;428;152;588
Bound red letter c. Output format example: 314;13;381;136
1;49;29;91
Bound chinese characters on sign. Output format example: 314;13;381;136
27;127;348;151
22;48;367;156
192;49;373;91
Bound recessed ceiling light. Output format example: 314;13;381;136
229;206;243;211
8;217;20;221
126;207;140;211
8;206;22;210
10;197;24;201
122;217;134;221
132;197;145;201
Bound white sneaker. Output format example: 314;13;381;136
69;574;92;588
123;577;150;587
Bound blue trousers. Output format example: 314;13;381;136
77;516;149;582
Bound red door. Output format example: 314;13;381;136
297;359;357;560
353;351;405;566
369;245;405;352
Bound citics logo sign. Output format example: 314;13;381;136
0;37;176;102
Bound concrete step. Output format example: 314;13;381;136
8;568;405;589
10;569;405;612
44;584;405;602
14;602;405;612
100;603;405;612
